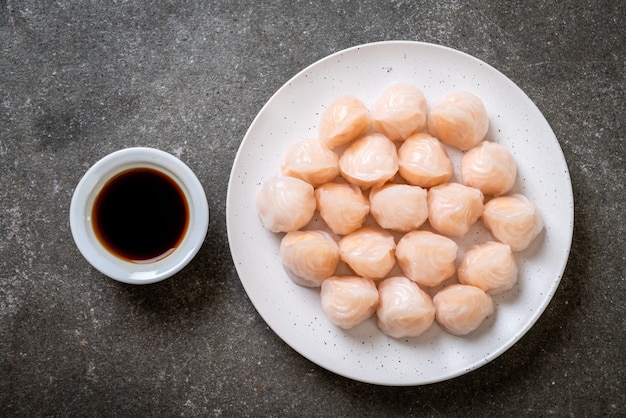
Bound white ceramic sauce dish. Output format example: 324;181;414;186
70;147;209;284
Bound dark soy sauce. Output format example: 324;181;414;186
92;168;189;263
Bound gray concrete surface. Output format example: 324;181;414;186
1;1;624;416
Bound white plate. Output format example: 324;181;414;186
226;41;573;386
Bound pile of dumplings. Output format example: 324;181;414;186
256;82;544;339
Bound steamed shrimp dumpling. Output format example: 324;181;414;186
397;133;453;188
427;91;489;151
461;141;517;196
369;183;428;232
315;182;369;235
281;138;339;187
280;230;340;287
319;95;371;148
482;194;543;251
339;227;396;280
339;133;399;189
321;276;379;329
427;182;484;237
457;241;518;294
377;276;435;338
395;230;458;287
256;176;316;233
371;82;428;141
433;284;494;336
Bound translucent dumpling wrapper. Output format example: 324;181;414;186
369;183;428;232
397;133;453;188
457;241;518;294
315;182;369;235
320;276;379;329
427;91;489;151
339;133;399;189
427;182;484;237
281;138;340;187
338;227;396;280
256;176;316;233
280;230;340;287
433;284;494;336
461;141;517;196
395;230;458;287
482;194;544;252
319;95;371;148
377;276;435;338
371;82;428;141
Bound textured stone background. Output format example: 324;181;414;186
1;1;624;416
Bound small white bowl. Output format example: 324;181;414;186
70;147;209;284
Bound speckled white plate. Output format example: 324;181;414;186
226;41;573;386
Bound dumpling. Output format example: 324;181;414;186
315;182;369;235
427;182;484;237
371;82;428;141
482;194;544;252
339;133;399;189
397;133;453;188
395;230;458;287
280;230;340;287
319;95;371;148
338;226;396;280
256;176;316;233
433;284;494;336
281;138;339;187
427;91;489;151
369;183;428;232
321;276;379;329
377;276;435;338
461;141;517;196
457;241;518;294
